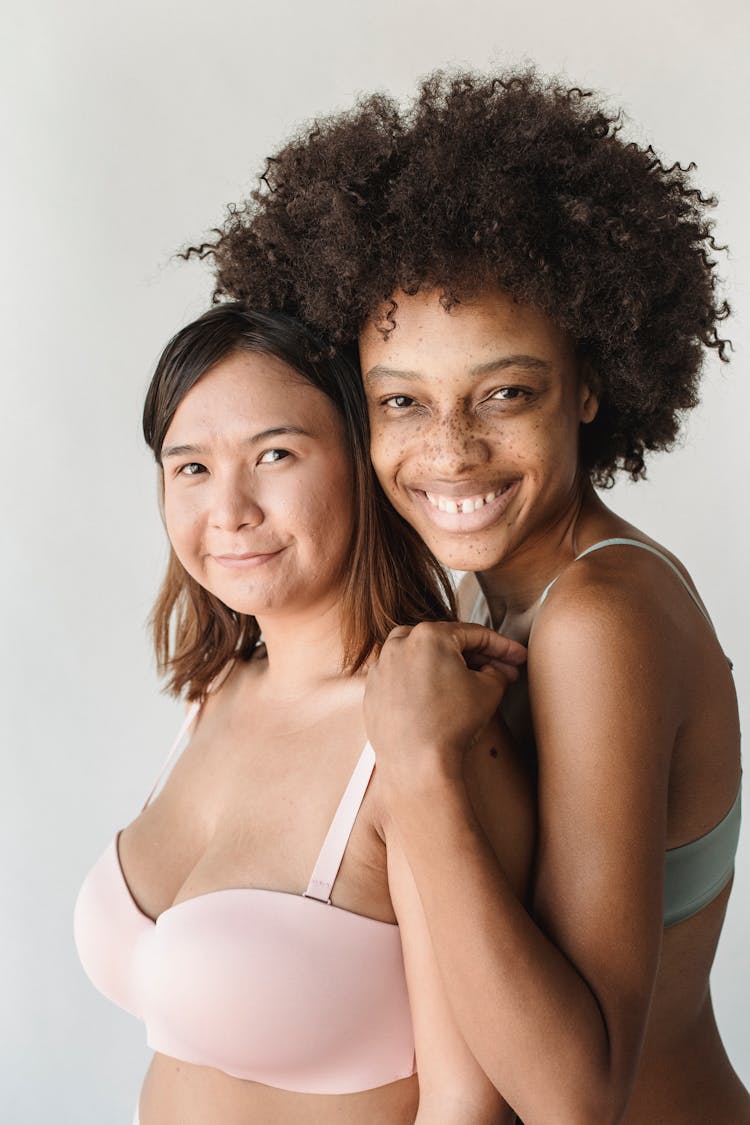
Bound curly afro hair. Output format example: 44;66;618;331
193;68;730;485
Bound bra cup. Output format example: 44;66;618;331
75;842;416;1094
142;889;414;1094
74;839;151;1020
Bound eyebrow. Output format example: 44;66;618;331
161;425;312;460
364;354;552;385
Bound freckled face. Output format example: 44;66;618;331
161;352;355;621
359;288;598;573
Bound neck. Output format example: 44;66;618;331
252;598;354;702
477;480;606;636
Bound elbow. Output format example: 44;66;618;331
564;1089;633;1125
517;1079;633;1125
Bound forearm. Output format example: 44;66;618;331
389;776;629;1125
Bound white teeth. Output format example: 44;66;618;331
424;485;510;513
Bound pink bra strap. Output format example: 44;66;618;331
304;742;376;903
141;701;202;811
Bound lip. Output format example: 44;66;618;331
409;480;520;533
211;549;284;569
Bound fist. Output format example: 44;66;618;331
364;621;526;797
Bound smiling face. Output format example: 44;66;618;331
360;288;598;575
161;350;355;622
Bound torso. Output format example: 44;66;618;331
117;654;419;1125
459;505;748;1124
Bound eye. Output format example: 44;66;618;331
258;448;291;464
381;394;418;409
488;386;531;403
177;462;207;477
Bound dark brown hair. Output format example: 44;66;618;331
191;68;730;485
143;303;455;699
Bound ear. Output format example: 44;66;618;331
577;362;599;424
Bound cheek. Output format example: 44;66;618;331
290;468;354;556
369;425;409;488
163;494;203;557
529;416;582;489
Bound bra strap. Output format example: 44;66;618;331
470;584;492;627
304;742;376;903
573;538;713;625
141;701;202;811
540;537;713;627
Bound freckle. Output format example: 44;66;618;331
489;746;498;758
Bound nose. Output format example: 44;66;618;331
425;407;492;476
209;470;264;532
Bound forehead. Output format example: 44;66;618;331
165;351;340;438
359;288;574;375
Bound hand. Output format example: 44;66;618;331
364;621;527;798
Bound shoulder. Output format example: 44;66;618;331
531;537;705;680
526;545;686;803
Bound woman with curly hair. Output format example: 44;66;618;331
194;70;748;1123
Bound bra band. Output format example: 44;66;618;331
664;786;742;927
142;701;202;810
304;743;377;903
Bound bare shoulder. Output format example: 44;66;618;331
530;537;707;678
529;553;689;777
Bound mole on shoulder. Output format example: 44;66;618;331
489;746;498;758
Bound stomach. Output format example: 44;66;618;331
138;1054;419;1125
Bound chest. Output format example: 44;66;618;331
119;706;392;924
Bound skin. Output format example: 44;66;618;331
117;351;534;1124
360;288;748;1125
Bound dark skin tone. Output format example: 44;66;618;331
360;287;748;1125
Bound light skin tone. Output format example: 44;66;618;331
360;287;747;1125
119;351;533;1125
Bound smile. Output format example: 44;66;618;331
212;550;284;569
424;485;512;514
410;481;519;533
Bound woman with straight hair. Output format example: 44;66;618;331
74;302;533;1124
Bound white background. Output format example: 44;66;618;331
2;1;748;1121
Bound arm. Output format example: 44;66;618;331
365;592;678;1125
383;716;534;1125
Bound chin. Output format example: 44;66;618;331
423;538;502;575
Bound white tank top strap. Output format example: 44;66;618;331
469;584;492;627
304;742;377;904
141;700;202;811
539;536;713;627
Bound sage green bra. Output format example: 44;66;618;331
470;537;742;929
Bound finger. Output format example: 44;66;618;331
466;655;524;682
473;661;518;693
449;623;527;665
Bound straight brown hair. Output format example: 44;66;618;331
143;304;456;699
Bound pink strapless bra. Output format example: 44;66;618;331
74;706;415;1095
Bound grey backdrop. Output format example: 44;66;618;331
3;1;748;1121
